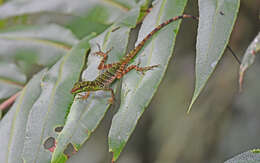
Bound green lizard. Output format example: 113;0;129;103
71;14;197;103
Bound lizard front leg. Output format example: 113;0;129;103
104;87;115;104
76;92;90;100
93;44;117;70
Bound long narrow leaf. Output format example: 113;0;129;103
0;0;137;39
22;34;95;163
108;0;188;161
0;69;47;163
0;24;78;67
239;32;260;90
0;0;135;19
188;0;240;112
225;149;260;163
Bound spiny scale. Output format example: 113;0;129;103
71;14;197;103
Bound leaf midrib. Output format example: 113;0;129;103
0;78;24;88
0;36;71;50
103;0;130;11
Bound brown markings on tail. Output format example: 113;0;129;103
116;14;198;77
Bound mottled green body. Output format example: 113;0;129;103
71;65;119;94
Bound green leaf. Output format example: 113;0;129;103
188;0;240;112
108;0;188;161
239;32;260;90
0;24;78;67
21;33;95;163
0;61;25;99
225;149;260;163
51;3;146;162
0;0;137;38
0;0;136;19
0;69;47;163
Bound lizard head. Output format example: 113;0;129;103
70;82;84;94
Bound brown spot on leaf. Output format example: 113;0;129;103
54;126;64;133
63;143;77;158
43;137;56;152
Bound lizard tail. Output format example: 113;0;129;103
126;14;197;61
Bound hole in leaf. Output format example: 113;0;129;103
43;137;56;152
63;143;77;158
54;126;64;133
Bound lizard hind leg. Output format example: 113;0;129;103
104;87;115;104
93;43;115;70
118;64;159;78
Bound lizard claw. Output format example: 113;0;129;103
93;43;113;57
106;47;113;54
96;43;102;51
108;97;115;104
75;93;84;99
92;43;103;56
137;58;142;66
138;64;159;75
76;92;90;100
140;71;145;75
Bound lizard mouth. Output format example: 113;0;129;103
70;87;78;94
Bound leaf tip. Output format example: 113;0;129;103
187;92;198;114
111;154;115;163
186;102;194;114
111;150;120;162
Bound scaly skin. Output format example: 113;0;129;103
71;14;197;103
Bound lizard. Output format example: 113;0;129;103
70;14;198;103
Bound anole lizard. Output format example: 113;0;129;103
71;14;197;103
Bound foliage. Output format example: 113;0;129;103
239;32;260;90
225;149;260;163
1;0;258;162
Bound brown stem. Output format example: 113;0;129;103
0;91;21;111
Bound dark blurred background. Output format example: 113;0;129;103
67;0;260;163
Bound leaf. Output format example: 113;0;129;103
0;0;135;19
0;61;25;99
0;24;78;67
22;33;95;163
51;2;147;162
108;0;188;161
188;0;240;112
239;32;260;90
0;69;47;163
0;0;137;38
225;149;260;163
